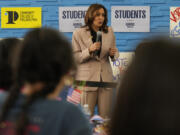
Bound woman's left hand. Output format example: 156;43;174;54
109;47;117;57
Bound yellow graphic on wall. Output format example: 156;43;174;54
1;7;42;28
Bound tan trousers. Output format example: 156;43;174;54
81;87;113;119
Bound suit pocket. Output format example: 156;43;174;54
78;64;90;70
76;68;90;81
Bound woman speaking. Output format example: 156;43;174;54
72;3;119;118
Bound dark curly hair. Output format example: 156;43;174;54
83;3;108;33
0;38;21;90
110;37;180;135
0;27;76;135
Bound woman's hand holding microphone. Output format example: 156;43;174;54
88;42;101;53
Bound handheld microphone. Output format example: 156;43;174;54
96;31;102;42
94;31;102;56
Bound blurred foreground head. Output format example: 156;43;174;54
110;37;180;135
0;38;21;90
16;27;75;87
0;27;76;135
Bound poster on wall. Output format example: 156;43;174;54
111;6;150;32
1;7;42;28
59;7;88;32
110;52;134;81
170;7;180;37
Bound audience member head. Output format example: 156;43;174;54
0;27;76;135
110;37;180;135
0;38;21;90
84;3;108;32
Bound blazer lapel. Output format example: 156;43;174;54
84;28;93;48
100;32;106;59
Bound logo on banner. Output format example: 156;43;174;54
73;20;83;28
6;11;19;24
1;7;42;28
126;22;135;28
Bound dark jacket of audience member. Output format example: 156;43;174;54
110;37;180;135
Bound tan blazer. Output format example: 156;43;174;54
72;26;119;91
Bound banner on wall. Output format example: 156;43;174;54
110;52;134;81
59;7;88;32
111;6;150;32
170;7;180;37
1;7;42;28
